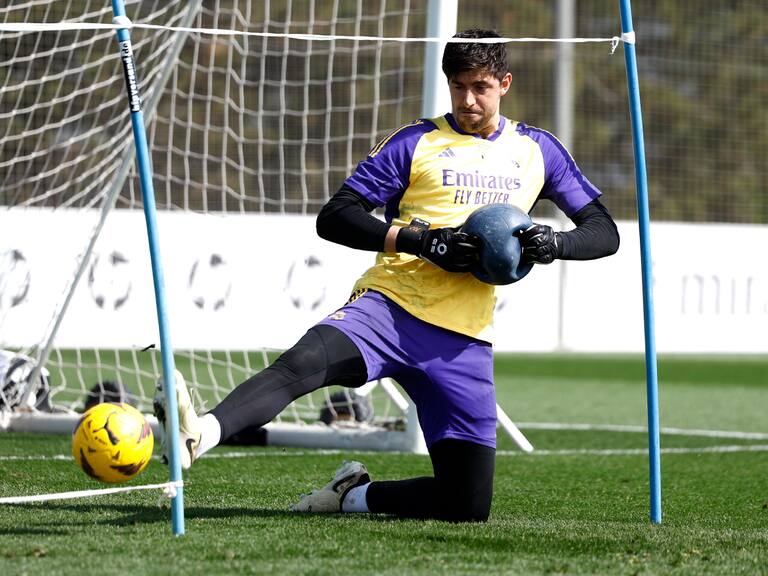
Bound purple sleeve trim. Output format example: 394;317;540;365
343;120;437;214
517;123;602;217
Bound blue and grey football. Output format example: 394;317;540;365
461;203;534;285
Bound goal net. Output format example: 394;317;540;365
0;0;430;451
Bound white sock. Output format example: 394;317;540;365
196;413;222;457
341;483;370;513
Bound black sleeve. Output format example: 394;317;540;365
558;198;620;260
316;185;391;252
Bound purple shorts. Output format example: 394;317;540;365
318;290;496;449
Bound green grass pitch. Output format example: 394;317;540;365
1;354;767;575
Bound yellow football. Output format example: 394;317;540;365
72;402;154;483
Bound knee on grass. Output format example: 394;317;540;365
437;486;492;523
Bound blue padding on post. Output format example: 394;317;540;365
618;0;662;525
111;0;185;536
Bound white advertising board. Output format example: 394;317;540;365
563;221;768;353
1;209;766;353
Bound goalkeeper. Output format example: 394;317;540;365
157;28;619;522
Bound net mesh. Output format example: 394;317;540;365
0;0;424;433
3;1;766;216
1;0;766;429
460;0;767;224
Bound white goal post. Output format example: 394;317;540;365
0;0;531;453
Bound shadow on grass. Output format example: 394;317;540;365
0;502;336;535
0;499;487;537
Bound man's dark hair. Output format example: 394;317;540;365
441;29;508;82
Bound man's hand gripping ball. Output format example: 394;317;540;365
519;224;562;265
397;218;480;273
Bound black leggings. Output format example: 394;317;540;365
210;324;366;439
210;324;495;522
368;438;495;522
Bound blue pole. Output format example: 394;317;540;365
110;2;185;535
617;0;662;524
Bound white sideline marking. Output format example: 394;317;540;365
497;444;768;457
0;451;342;461
0;454;73;461
518;422;768;440
207;445;768;457
3;444;768;463
1;423;766;463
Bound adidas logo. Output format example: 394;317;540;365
438;147;456;158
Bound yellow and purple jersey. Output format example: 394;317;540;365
344;113;601;342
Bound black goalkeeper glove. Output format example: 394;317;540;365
396;218;480;273
519;224;563;265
